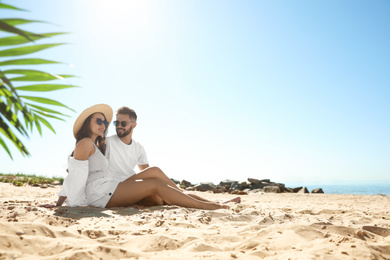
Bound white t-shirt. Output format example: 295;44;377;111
106;135;149;182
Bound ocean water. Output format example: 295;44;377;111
285;181;390;195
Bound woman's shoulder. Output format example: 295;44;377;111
74;138;95;160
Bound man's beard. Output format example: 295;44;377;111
116;125;133;138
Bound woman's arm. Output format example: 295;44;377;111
61;138;95;207
56;196;67;206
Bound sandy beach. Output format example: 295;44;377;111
1;182;390;259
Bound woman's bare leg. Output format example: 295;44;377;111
125;167;182;191
185;193;241;204
124;167;174;206
124;167;241;206
124;166;192;206
106;178;228;210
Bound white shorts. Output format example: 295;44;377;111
85;177;120;208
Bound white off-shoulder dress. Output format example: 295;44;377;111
59;145;120;208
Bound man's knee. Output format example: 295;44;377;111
149;166;162;174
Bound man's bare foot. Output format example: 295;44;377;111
223;197;241;204
221;204;230;209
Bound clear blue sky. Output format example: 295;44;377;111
1;0;389;185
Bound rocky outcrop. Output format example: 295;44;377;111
175;178;324;194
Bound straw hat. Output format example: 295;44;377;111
73;104;113;138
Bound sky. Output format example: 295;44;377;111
1;0;389;185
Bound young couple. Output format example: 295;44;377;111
55;104;240;210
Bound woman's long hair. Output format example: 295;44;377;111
71;113;107;157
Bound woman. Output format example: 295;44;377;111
60;104;233;210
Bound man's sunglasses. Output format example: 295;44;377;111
113;120;134;127
96;118;109;127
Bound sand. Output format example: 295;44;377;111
0;182;390;259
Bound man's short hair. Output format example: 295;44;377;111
117;106;137;121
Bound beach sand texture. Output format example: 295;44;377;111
1;182;390;259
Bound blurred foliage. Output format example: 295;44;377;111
0;2;77;159
0;173;63;186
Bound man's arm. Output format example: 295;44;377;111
138;164;149;171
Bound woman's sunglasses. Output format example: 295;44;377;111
96;118;109;127
113;120;133;127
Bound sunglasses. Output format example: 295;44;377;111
96;118;109;127
113;120;134;127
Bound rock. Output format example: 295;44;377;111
248;178;271;184
200;182;215;186
230;182;244;191
170;178;180;184
263;186;281;193
238;181;249;189
269;183;286;192
249;183;265;189
219;180;238;187
219;185;228;192
292;187;303;193
193;183;216;192
180;180;192;188
311;188;324;194
297;187;309;194
247;178;260;184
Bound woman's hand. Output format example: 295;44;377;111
38;204;56;208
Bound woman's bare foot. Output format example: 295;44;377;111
223;197;241;204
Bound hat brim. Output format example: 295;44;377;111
73;104;113;138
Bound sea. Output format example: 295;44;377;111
284;181;390;196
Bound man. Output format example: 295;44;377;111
106;106;163;206
106;106;149;182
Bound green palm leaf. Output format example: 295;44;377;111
4;69;74;81
20;96;75;111
0;18;46;26
0;20;37;41
31;109;65;121
35;114;55;133
0;43;65;57
0;118;29;156
0;58;61;66
0;99;29;136
25;103;71;117
0;3;26;11
33;117;42;135
0;136;13;159
0;33;67;46
15;84;77;92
